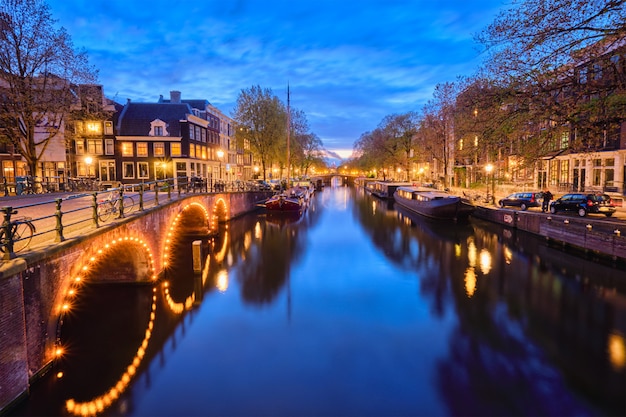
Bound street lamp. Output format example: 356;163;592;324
85;156;93;178
217;149;224;180
485;163;494;203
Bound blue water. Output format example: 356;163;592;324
13;184;626;416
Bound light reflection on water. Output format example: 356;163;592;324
12;184;626;417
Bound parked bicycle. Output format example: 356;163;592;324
97;192;135;222
0;216;35;253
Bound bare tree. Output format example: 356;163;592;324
0;0;97;177
476;0;626;153
232;85;287;181
477;0;626;78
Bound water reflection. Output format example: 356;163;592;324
12;184;625;417
355;189;625;415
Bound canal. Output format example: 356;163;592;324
11;182;626;416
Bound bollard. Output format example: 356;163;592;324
1;206;16;259
139;183;145;211
54;198;65;242
92;193;99;227
192;240;202;273
117;187;125;219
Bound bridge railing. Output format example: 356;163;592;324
0;176;235;261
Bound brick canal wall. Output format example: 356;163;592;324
472;206;626;262
0;191;269;412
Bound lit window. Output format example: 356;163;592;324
75;139;85;155
87;139;103;155
121;142;133;156
171;143;181;157
137;142;148;157
154;142;165;157
86;122;101;134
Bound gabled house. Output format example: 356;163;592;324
66;84;119;188
115;91;224;185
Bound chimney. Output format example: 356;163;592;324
170;91;181;104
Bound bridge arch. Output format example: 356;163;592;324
212;197;229;224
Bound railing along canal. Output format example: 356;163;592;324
0;177;263;261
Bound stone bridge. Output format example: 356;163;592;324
0;191;269;412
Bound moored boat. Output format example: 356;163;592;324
393;186;475;221
265;190;305;212
370;181;412;200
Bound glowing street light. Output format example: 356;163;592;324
85;156;93;178
216;149;224;182
485;163;494;203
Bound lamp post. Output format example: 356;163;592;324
217;149;224;181
485;163;494;203
85;156;93;178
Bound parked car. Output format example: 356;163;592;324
498;192;541;210
549;193;617;217
253;179;272;190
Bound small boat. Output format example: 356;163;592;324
370;181;412;200
265;190;305;212
393;186;475;221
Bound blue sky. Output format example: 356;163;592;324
47;0;508;158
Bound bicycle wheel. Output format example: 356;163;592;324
98;201;114;222
122;195;135;214
11;221;35;253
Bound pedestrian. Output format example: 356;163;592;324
542;189;553;212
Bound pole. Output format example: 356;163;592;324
286;83;291;190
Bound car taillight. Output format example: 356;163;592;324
530;195;535;202
587;199;593;207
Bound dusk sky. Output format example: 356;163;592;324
46;0;509;158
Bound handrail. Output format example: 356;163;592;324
0;176;263;260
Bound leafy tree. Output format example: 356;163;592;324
419;82;458;187
232;85;286;181
0;0;97;177
378;112;420;180
477;0;626;153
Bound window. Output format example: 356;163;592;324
593;168;601;186
138;162;149;179
189;125;195;140
171;142;181;157
154;142;165;157
121;142;133;156
75;139;85;155
123;162;135;179
560;132;568;149
150;119;168;136
190;144;195;158
104;121;113;135
592;63;602;80
87;139;103;155
579;67;587;84
137;142;148;157
85;122;101;134
105;139;114;155
99;161;116;181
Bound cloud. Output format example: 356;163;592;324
48;0;505;153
